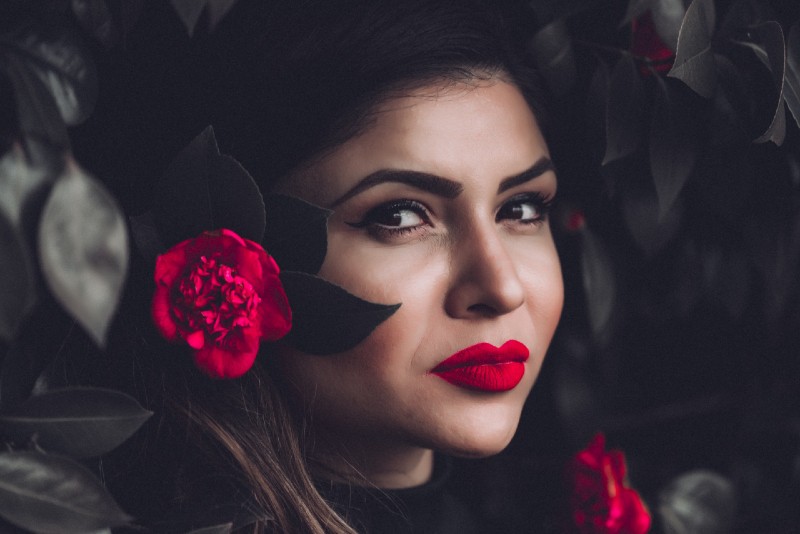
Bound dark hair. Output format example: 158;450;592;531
207;0;546;191
100;1;547;532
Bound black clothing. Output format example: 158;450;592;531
318;457;483;534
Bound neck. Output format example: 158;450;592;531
310;433;435;489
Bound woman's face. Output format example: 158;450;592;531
274;79;563;485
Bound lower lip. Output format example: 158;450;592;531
430;340;529;392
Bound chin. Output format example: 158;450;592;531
432;404;523;459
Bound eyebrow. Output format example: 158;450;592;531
330;156;555;207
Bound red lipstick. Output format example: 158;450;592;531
430;340;529;392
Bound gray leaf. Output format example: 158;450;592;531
38;160;128;347
668;0;717;98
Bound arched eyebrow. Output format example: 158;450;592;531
330;156;554;207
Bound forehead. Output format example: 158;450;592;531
278;80;549;205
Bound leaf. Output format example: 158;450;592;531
128;210;165;263
170;0;206;37
0;142;55;229
206;0;239;32
620;176;683;257
527;0;593;27
651;0;688;52
0;212;36;342
184;523;233;534
280;271;400;355
585;60;610;168
735;22;786;145
263;194;331;274
528;20;576;97
38;160;129;347
622;0;652;26
580;228;616;340
668;0;717;98
3;54;69;149
0;387;152;458
0;451;131;533
603;55;645;165
153;126;266;248
650;77;702;217
71;0;118;48
786;22;800;129
1;21;98;126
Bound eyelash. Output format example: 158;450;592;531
347;192;555;241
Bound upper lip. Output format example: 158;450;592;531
431;340;529;372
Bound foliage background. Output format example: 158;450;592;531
0;0;799;532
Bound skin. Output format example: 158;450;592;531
274;79;563;489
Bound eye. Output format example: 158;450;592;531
496;192;553;225
347;200;432;239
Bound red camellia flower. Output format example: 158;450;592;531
568;433;651;534
152;229;291;379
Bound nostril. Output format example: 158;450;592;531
466;303;499;317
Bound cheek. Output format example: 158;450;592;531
519;239;564;332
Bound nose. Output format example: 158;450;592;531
444;222;526;319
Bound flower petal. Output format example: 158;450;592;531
151;286;178;339
193;342;258;379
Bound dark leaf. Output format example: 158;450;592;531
263;194;331;274
650;77;701;217
184;523;233;534
621;177;683;257
170;0;206;37
527;0;593;27
128;210;165;263
206;0;239;32
280;271;400;355
786;22;800;129
668;0;717;98
735;22;786;145
153;126;266;248
0;297;74;409
585;60;610;168
718;0;773;38
603;55;645;165
527;20;576;97
3;54;69;149
105;0;145;46
0;387;152;458
0;67;17;155
651;0;688;52
71;0;118;48
38;160;129;347
622;0;652;26
0;213;35;342
0;451;131;533
580;227;616;340
1;21;98;126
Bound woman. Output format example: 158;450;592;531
99;0;563;532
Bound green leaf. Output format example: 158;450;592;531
735;22;786;145
0;387;152;458
263;194;331;275
668;0;717;98
280;271;400;355
650;77;702;217
38;160;129;347
528;20;576;97
0;212;35;342
603;55;645;165
153;126;266;248
0;451;131;533
782;22;800;130
0;21;98;126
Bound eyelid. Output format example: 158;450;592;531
346;199;433;229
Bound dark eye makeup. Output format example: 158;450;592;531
347;191;555;242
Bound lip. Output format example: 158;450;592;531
429;340;530;392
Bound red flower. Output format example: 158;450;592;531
630;12;675;76
152;229;291;378
568;433;651;534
